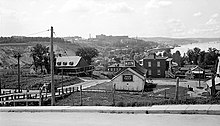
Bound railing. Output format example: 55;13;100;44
57;65;94;75
0;86;77;106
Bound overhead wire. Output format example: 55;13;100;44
26;29;50;37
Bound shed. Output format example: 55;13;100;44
206;77;220;93
111;60;147;91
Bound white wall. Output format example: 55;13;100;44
112;70;144;91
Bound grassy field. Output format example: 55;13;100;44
0;74;83;90
56;81;192;106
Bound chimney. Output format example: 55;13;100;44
153;53;156;60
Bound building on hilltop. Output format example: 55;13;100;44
96;34;128;40
55;56;94;76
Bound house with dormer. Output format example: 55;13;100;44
55;56;94;76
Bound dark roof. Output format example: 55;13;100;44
114;61;147;77
180;65;197;71
144;55;167;60
108;63;124;68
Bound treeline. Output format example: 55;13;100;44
0;36;67;43
163;47;219;71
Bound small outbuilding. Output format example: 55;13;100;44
111;60;147;91
206;76;220;94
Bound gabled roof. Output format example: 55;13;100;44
112;68;146;81
144;55;168;60
112;61;147;81
191;66;204;71
108;63;124;68
56;56;81;67
180;65;197;71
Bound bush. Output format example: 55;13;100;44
116;101;125;107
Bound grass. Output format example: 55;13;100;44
56;82;195;106
0;74;83;90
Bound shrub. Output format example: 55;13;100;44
116;101;125;107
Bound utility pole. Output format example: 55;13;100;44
175;77;179;101
211;74;216;97
198;69;201;87
0;77;1;95
14;53;21;93
50;26;55;106
112;84;116;106
80;85;82;106
61;68;64;94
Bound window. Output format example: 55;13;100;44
69;62;74;65
125;61;135;67
157;61;160;67
63;62;67;65
148;70;152;75
57;62;61;66
148;61;151;67
157;69;161;75
122;75;133;82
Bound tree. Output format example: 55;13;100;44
193;47;201;65
30;44;49;73
186;49;194;64
130;49;135;60
163;49;172;58
205;48;218;66
76;47;99;65
198;50;206;68
172;50;181;66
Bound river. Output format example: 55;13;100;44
0;112;220;126
171;41;220;56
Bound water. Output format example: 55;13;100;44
171;41;220;56
0;112;220;126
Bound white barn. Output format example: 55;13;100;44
111;60;147;91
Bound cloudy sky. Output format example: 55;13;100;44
0;0;220;38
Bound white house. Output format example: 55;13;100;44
111;60;147;91
56;56;94;76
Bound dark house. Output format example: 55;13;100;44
55;56;94;76
143;55;171;78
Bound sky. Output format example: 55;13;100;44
0;0;220;38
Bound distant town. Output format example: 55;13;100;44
0;34;220;106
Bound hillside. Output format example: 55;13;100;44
0;36;160;68
0;41;81;68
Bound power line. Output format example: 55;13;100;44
26;29;50;36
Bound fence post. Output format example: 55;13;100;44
66;88;68;94
175;77;179;101
80;85;82;106
211;74;216;97
112;84;116;106
39;89;42;106
13;94;15;107
26;91;28;106
58;89;61;95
